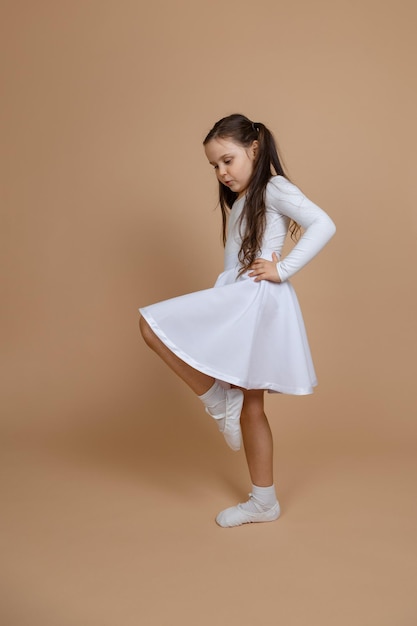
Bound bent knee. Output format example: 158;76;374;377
139;315;156;348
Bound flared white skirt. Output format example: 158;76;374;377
139;263;317;395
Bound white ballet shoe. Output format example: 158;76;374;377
216;494;281;528
219;388;243;451
206;388;243;451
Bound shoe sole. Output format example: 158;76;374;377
216;503;281;527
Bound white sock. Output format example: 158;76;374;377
198;381;226;421
250;484;278;510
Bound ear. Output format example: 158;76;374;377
251;140;259;159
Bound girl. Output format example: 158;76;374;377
139;113;336;528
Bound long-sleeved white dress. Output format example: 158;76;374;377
139;176;336;395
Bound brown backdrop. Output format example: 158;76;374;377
1;1;416;625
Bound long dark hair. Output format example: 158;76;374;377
203;113;300;275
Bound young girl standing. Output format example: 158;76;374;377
139;113;336;528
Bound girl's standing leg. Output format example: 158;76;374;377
240;390;273;486
216;389;280;527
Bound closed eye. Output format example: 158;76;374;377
213;159;232;169
211;156;233;170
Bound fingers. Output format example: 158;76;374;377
250;259;266;271
251;253;278;267
248;253;279;282
248;270;263;282
248;260;265;273
249;259;268;281
249;266;268;282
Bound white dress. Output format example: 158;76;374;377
139;176;336;395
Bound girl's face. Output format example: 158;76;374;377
204;137;258;199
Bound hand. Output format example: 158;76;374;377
248;252;281;283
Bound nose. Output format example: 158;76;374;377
217;164;227;178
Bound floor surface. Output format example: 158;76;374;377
1;403;416;626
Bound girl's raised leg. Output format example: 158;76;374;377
216;389;281;527
139;316;243;449
139;315;213;395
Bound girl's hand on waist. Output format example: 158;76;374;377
248;252;281;283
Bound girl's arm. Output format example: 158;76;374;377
271;177;336;282
249;177;336;283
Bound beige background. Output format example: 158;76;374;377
1;1;416;625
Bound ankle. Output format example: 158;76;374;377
251;484;278;509
198;380;226;418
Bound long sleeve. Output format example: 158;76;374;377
268;177;336;282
